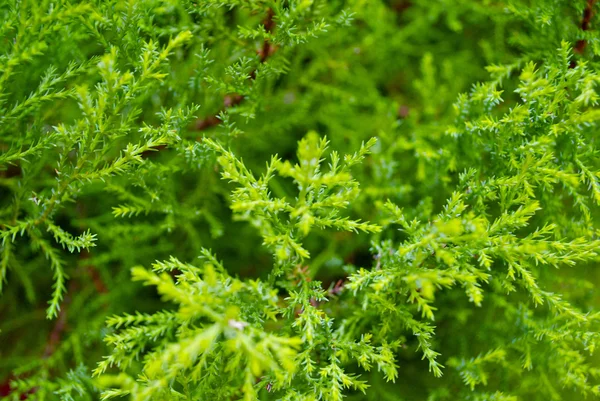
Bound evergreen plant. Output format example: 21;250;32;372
1;0;600;400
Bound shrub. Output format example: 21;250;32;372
1;0;599;400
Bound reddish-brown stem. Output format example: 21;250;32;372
571;0;596;67
195;94;244;131
391;0;412;13
193;9;276;132
80;249;108;294
259;8;275;64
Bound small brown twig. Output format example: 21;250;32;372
391;0;412;14
80;249;108;294
193;9;276;131
195;94;244;131
329;279;345;296
258;8;276;64
571;0;596;67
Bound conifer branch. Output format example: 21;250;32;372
2;1;600;400
194;8;276;131
43;281;76;358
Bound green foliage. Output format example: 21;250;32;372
1;0;600;400
204;133;380;273
96;254;302;401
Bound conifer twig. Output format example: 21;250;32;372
43;286;72;358
194;9;276;131
43;209;107;358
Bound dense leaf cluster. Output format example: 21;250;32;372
1;0;600;400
